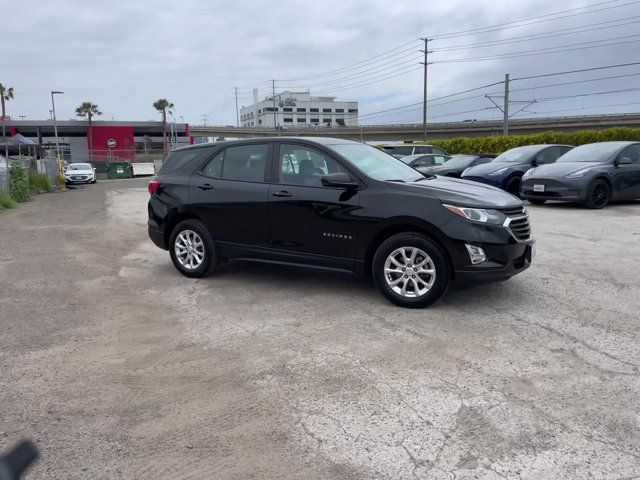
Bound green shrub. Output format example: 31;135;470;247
29;172;52;194
9;161;29;203
402;127;640;155
0;192;18;210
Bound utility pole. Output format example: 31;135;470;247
503;73;510;136
201;114;209;127
234;87;240;127
485;73;534;136
420;37;432;142
51;91;63;179
271;80;278;133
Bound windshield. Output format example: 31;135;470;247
443;155;476;168
333;144;424;182
68;164;92;170
557;143;617;163
493;146;542;163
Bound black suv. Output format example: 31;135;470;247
148;138;535;308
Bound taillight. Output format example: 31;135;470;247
148;180;160;195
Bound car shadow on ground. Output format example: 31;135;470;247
526;199;640;210
154;256;516;310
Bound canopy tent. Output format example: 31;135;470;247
7;133;37;146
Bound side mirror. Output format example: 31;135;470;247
617;156;632;165
321;172;358;189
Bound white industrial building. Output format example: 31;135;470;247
240;91;358;128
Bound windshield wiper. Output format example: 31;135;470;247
385;179;406;182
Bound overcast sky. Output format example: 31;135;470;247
4;0;640;125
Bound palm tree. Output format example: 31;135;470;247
0;83;14;162
0;83;14;121
153;99;174;155
75;102;102;160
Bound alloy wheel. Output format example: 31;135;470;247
174;229;205;270
383;247;436;298
592;183;609;207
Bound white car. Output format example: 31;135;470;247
64;163;96;185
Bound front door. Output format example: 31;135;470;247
613;144;640;200
267;143;361;269
189;142;271;246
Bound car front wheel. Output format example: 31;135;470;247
372;233;450;308
584;179;610;209
169;219;218;278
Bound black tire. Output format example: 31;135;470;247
528;199;546;205
584;179;610;209
169;219;219;278
372;233;450;308
506;178;521;198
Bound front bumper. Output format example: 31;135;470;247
439;211;534;285
65;175;94;183
520;177;585;201
455;241;534;285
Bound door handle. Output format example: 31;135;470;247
272;191;292;198
198;183;213;191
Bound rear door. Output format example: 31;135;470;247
189;142;272;246
267;142;360;268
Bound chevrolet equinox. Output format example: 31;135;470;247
148;137;535;308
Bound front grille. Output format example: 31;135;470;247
500;207;532;241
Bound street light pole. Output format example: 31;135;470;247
51;91;63;161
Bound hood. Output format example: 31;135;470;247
66;168;93;174
418;164;455;174
387;176;522;209
463;161;525;177
525;161;604;178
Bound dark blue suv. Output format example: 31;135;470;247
461;144;572;196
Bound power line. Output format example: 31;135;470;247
511;60;640;80
311;66;423;95
433;35;640;63
275;39;422;82
489;71;640;94
432;16;640;52
513;101;640;116
534;86;640;102
277;54;422;89
429;0;639;40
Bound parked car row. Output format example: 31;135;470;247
397;142;640;209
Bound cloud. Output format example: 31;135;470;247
4;0;640;125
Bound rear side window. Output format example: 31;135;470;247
159;148;211;174
202;144;269;182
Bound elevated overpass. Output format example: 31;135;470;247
190;114;640;141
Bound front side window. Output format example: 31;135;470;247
202;144;268;182
536;147;565;164
278;144;344;187
619;144;640;163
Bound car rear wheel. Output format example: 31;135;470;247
584;179;610;209
528;199;546;205
169;219;218;278
372;233;450;308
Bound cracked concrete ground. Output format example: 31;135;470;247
1;178;639;479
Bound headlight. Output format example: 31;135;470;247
565;168;591;178
522;168;535;178
443;204;506;225
488;166;509;176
